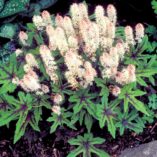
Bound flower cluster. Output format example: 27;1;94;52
39;45;58;83
14;3;145;97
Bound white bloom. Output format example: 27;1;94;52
52;105;61;115
32;15;45;30
55;14;64;28
95;5;105;23
15;49;23;57
39;45;58;83
41;10;52;25
53;94;63;105
109;85;121;96
19;31;28;46
116;42;125;60
70;3;82;28
25;53;38;68
79;3;89;20
23;64;32;73
68;36;79;50
107;22;115;39
12;77;20;85
41;84;49;94
63;16;75;37
107;4;117;24
115;64;136;85
135;23;144;43
46;25;57;51
55;27;69;55
19;70;41;92
125;26;135;46
64;49;83;71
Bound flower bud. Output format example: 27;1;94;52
52;105;61;115
107;4;117;24
32;15;45;30
41;10;52;25
125;26;135;46
135;23;144;43
55;14;64;28
19;31;28;45
25;53;38;68
109;85;121;96
95;5;105;22
53;94;63;105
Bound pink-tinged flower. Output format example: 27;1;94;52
107;4;117;24
115;70;129;85
51;105;61;115
64;49;83;70
115;64;136;84
46;25;57;51
53;94;63;105
63;16;75;37
46;25;55;37
79;3;89;20
19;70;41;92
95;5;105;22
100;53;112;68
55;27;69;55
97;16;110;42
41;10;52;25
107;22;115;39
102;66;117;78
68;36;79;50
109;85;121;96
65;71;79;89
19;31;28;45
116;42;125;59
125;26;135;45
41;84;49;94
55;14;64;28
100;47;119;68
25;53;38;68
100;37;113;50
70;3;82;28
39;45;58;82
135;23;144;43
79;21;99;59
127;64;136;82
83;61;97;86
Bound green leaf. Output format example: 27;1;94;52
50;121;59;133
107;117;116;138
84;113;93;132
14;110;29;144
67;146;83;157
129;90;146;97
124;98;129;113
90;146;109;157
90;137;105;145
136;68;157;77
73;102;84;114
136;77;147;87
129;96;149;115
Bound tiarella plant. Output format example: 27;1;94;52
68;133;109;157
0;2;157;156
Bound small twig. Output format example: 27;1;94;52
150;122;157;133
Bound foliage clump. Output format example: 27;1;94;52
0;2;157;156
